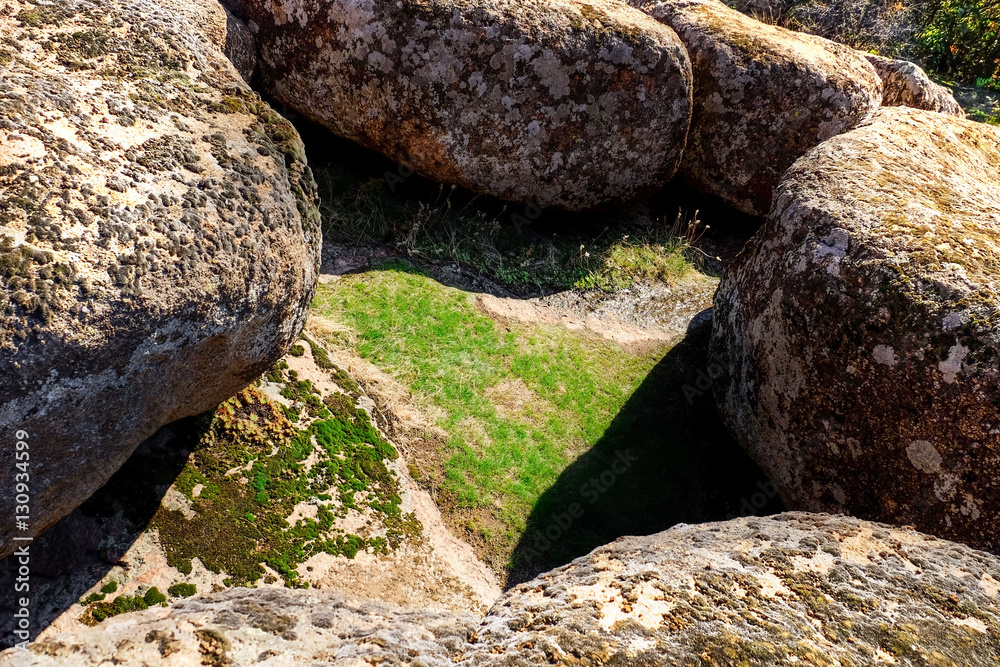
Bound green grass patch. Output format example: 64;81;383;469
311;259;678;569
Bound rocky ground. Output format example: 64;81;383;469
12;514;1000;666
0;236;721;648
0;333;501;647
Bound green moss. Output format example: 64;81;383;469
289;344;305;357
79;592;105;605
84;594;149;624
302;334;334;369
150;378;419;587
100;581;118;595
265;359;289;383
143;587;167;606
168;582;197;598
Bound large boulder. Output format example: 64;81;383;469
224;0;694;212
13;514;1000;664
865;53;964;116
711;107;1000;552
0;0;322;559
480;513;1000;664
630;0;882;217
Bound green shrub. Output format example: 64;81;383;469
917;0;1000;80
288;344;305;357
100;580;118;594
168;583;197;598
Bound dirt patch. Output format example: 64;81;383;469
485;378;556;426
475;275;717;354
302;453;501;613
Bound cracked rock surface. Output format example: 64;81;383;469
711;107;1000;553
0;0;321;559
12;513;1000;665
225;0;694;212
631;0;882;217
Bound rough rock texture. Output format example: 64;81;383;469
221;6;258;83
711;107;1000;553
12;587;480;666
865;53;964;116
480;513;1000;665
631;0;882;217
0;0;322;559
159;0;257;82
11;513;1000;665
224;0;694;211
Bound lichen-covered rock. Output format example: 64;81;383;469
477;513;1000;664
158;0;257;82
13;587;479;666
630;0;882;217
865;53;964;116
12;514;1000;665
710;107;1000;552
0;0;321;559
224;0;693;211
220;6;257;83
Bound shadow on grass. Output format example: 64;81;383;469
0;419;204;648
508;316;783;586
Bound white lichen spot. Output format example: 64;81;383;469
906;440;942;474
872;345;896;367
934;473;959;502
938;341;969;384
942;312;966;332
959;493;982;520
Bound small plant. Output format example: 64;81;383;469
288;344;305;357
143;587;167;606
168;582;197;598
101;580;118;595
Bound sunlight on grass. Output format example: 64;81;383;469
310;260;671;563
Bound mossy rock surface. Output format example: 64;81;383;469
712;106;1000;553
0;0;321;559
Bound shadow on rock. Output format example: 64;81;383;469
508;314;784;585
0;419;203;648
